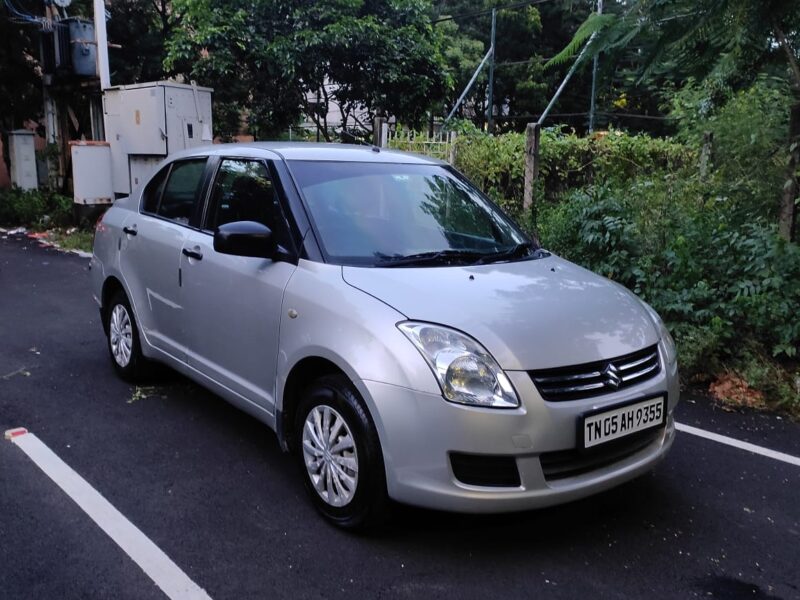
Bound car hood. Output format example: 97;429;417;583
342;255;659;370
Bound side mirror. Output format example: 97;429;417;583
214;220;276;259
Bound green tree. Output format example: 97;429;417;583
107;0;175;83
435;1;548;129
0;7;42;175
549;0;800;241
165;0;449;140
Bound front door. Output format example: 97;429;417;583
119;158;208;362
180;158;297;412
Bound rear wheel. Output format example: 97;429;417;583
106;291;149;382
295;375;389;530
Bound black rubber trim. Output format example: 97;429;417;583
450;452;521;488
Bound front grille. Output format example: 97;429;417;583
450;453;521;487
529;345;660;402
540;427;663;481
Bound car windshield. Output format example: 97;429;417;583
288;161;536;267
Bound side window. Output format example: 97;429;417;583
141;165;169;214
156;159;207;225
206;159;290;248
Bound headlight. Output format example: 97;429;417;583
641;302;677;366
398;322;519;408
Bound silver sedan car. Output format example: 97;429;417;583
91;143;679;529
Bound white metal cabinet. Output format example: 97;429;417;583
8;130;38;190
104;81;213;196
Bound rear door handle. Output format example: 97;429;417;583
123;226;137;236
182;248;203;261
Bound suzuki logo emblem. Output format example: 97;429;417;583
603;363;622;389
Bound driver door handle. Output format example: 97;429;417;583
182;248;203;261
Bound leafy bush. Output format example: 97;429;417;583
0;187;73;228
538;181;800;411
670;75;791;219
445;126;693;225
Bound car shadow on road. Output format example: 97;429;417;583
132;368;685;550
385;471;671;542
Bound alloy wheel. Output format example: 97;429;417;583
302;405;359;507
109;304;133;368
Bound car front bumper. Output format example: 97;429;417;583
358;354;679;513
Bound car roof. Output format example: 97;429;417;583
167;142;447;165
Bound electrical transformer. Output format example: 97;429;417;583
103;81;214;196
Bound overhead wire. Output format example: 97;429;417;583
3;0;50;29
434;0;556;24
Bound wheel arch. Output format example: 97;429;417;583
100;276;126;335
278;356;350;452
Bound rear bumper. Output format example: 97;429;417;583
358;355;679;513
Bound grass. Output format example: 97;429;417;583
50;229;94;253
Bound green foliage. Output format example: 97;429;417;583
107;0;174;83
731;349;800;410
166;0;449;139
538;180;800;394
435;2;548;127
402;127;692;225
551;0;800;90
546;12;617;68
0;188;73;228
670;75;792;218
451;129;526;221
49;228;94;253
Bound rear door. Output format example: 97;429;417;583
119;157;208;362
179;158;297;412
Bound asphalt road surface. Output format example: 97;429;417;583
1;232;798;600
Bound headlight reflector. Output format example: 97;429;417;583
398;322;519;408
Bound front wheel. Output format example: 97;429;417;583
295;375;389;530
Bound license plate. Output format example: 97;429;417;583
582;396;666;449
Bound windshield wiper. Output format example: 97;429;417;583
375;249;491;267
476;241;550;264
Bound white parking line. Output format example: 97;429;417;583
675;422;800;467
4;428;212;600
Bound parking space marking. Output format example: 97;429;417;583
675;422;800;467
4;428;212;600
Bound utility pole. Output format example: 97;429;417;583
487;8;497;133
40;1;64;189
94;0;110;90
588;0;603;133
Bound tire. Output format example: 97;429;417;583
295;374;389;531
105;290;150;382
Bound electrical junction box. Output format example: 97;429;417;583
103;81;213;196
70;141;113;205
8;130;38;190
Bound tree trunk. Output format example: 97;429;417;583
778;102;800;242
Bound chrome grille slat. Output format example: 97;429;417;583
620;361;658;382
617;352;657;372
534;370;603;384
541;381;606;394
530;345;661;402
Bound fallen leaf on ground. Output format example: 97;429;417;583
709;372;766;410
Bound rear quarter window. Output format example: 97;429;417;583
155;159;207;225
141;165;170;214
